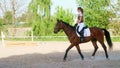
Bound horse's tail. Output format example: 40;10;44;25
102;28;113;49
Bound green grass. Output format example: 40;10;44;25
1;36;120;42
111;37;120;42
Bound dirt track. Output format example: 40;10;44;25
0;41;120;68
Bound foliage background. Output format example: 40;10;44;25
0;0;120;36
77;0;115;28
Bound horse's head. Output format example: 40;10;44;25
54;19;63;33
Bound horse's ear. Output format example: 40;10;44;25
59;20;62;22
57;19;62;23
57;19;60;22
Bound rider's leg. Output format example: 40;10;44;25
80;28;84;42
76;26;84;42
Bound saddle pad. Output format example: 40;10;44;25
76;28;91;37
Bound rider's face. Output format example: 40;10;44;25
77;9;81;13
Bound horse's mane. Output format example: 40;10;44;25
61;21;75;29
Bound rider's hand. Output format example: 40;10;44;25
74;23;78;28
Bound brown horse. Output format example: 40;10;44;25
54;20;113;61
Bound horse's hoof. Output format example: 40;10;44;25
91;56;95;60
63;58;66;62
107;58;110;60
63;60;66;62
81;58;84;60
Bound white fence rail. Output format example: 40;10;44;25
5;36;67;38
1;36;68;41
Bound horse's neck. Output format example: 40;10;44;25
62;24;74;39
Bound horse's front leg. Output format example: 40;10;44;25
63;43;74;61
75;45;84;60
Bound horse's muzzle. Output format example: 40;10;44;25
54;29;58;34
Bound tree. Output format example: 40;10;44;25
17;13;27;22
10;0;26;25
29;0;52;36
55;7;74;25
3;11;12;24
28;0;51;18
0;0;9;25
0;18;3;33
110;0;120;17
76;0;115;28
32;6;75;36
29;0;75;36
0;0;27;25
108;0;120;36
0;0;7;15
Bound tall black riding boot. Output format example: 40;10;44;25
80;32;84;42
76;26;85;42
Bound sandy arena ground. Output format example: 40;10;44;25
0;41;120;68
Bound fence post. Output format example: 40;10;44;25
31;31;34;41
1;31;5;48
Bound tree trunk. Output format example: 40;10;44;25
11;0;16;25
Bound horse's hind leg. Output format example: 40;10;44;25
102;43;109;59
91;40;98;57
63;44;74;61
75;45;84;60
99;41;109;59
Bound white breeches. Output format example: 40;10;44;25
76;22;85;32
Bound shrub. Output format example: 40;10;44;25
109;22;120;36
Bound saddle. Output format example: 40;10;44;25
76;25;91;42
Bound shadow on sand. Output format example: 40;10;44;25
0;50;120;68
